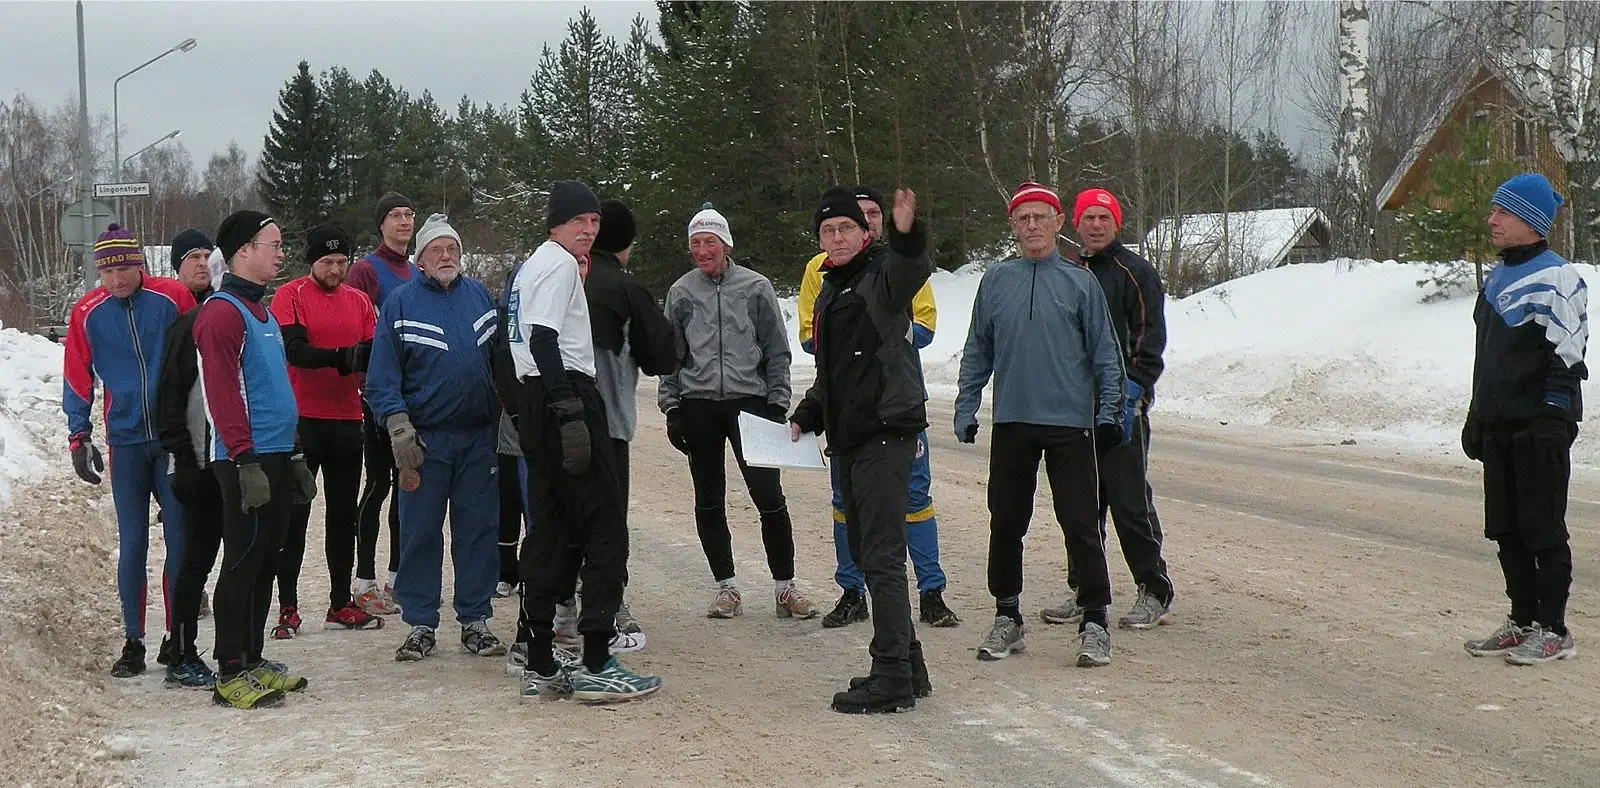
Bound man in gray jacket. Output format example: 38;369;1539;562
956;181;1126;669
659;203;818;621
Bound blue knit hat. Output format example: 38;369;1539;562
1491;173;1564;238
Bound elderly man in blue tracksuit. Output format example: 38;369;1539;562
366;213;507;663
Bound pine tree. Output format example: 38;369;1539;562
258;60;333;268
530;8;633;192
1402;120;1518;299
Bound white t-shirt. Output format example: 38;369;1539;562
509;240;597;378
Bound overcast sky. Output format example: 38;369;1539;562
3;1;652;172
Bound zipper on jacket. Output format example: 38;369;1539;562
1029;262;1037;320
126;299;153;441
715;278;725;399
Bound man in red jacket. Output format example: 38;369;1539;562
269;224;382;638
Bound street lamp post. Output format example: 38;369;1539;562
121;129;181;172
112;37;196;218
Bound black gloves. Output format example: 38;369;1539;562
336;340;373;376
1094;423;1123;451
69;432;103;485
764;402;789;424
551;398;592;474
169;458;204;505
1460;414;1483;461
665;409;692;455
1527;406;1576;452
958;423;978;444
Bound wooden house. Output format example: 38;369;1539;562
1375;62;1572;255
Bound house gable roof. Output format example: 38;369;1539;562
1143;207;1330;270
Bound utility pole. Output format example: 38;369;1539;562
77;0;95;289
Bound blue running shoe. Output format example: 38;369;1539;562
570;656;661;704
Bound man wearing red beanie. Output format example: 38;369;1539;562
1040;188;1176;633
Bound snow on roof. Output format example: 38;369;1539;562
1373;64;1493;212
1376;49;1597;211
1142;208;1330;271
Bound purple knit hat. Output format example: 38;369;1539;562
93;224;146;270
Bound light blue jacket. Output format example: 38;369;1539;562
955;250;1125;432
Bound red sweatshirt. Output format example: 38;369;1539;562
269;276;377;420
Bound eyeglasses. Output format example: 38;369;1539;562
1011;212;1058;227
387;210;416;221
820;224;863;241
247;241;285;252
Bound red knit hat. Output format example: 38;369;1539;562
1008;182;1062;217
1073;188;1123;228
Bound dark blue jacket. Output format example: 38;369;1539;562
366;274;499;431
1472;242;1589;423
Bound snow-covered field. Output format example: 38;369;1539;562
783;257;1598;466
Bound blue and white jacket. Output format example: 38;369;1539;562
1472;242;1589;423
366;274;499;431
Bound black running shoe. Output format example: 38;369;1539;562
822;588;869;629
832;675;915;715
155;635;179;667
111;638;146;678
919;587;960;627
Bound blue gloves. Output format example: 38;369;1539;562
1122;379;1143;446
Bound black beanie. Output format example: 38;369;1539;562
169;228;213;268
546;180;602;231
305;224;352;264
814;185;869;237
595;199;637;254
374;191;414;229
851;184;886;210
216;210;277;262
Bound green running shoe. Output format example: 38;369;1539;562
252;662;309;692
212;671;285;709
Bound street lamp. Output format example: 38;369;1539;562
121;129;181;172
25;175;74;201
112;37;198;184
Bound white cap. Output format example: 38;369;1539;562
687;202;733;248
415;213;462;256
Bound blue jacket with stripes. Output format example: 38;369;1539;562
366;273;499;431
1472;242;1589;424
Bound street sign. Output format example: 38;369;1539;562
59;200;119;248
93;182;151;198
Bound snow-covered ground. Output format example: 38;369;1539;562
782;257;1598;466
0;326;68;505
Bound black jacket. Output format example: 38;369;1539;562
586;251;676;377
792;221;933;454
585;250;677;441
155;305;207;469
1079;240;1167;399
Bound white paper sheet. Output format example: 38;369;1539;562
737;411;827;470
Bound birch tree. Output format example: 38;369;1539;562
1334;0;1373;258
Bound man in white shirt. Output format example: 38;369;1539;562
506;180;661;704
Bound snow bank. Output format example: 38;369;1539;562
0;327;67;505
781;258;1598;464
